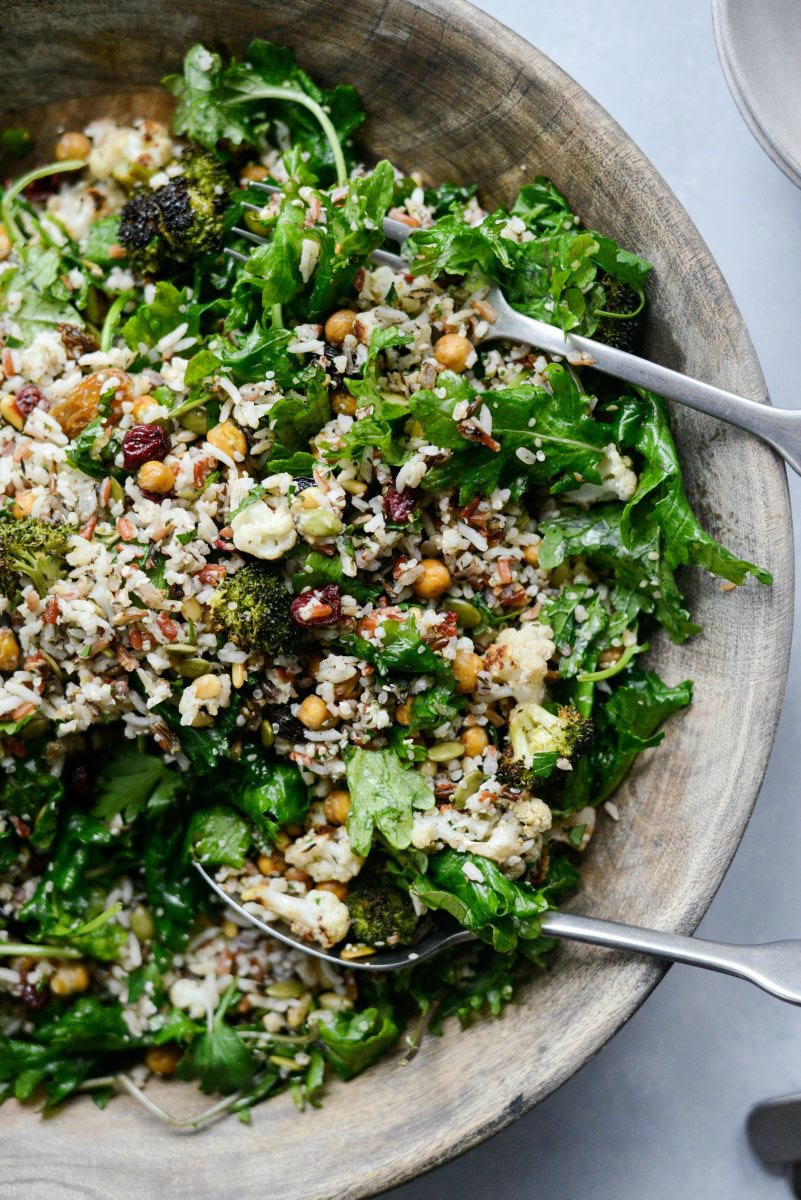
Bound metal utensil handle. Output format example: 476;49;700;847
486;288;801;474
541;911;801;1004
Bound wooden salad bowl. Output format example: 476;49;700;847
1;1;793;1196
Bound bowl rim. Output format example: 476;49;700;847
0;1;794;1195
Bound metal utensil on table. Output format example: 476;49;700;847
227;182;801;475
748;1092;801;1197
196;862;801;1001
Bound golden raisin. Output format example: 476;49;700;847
51;370;132;438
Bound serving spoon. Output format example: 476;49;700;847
196;862;801;1004
227;183;801;475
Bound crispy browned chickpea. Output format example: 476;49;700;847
207;420;247;459
413;559;452;600
50;963;90;997
241;163;269;182
460;726;489;757
317;880;349;901
258;851;286;875
324;309;357;344
434;333;474;373
453;649;483;695
138;460;174;494
55;131;91;161
297;694;331;730
522;544;540;566
331;390;356;416
323;789;351;826
145;1044;182;1077
394;697;413;727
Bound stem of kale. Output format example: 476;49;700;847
400;995;443;1067
0;942;82;958
222;87;348;187
100;290;136;352
1;159;86;245
76;1073;245;1131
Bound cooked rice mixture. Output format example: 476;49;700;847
0;42;768;1123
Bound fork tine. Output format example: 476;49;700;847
232;225;269;246
241;201;265;213
224;247;248;263
250;180;281;195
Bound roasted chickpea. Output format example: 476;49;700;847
137;460;175;494
257;851;286;875
331;390;356;416
50;963;90;997
460;725;489;757
434;333;474;373
297;694;331;730
55;131;91;161
522;544;540;567
241;163;269;182
323;789;351;826
0;629;20;673
207;420;247;460
394;697;413;727
317;880;349;901
145;1044;182;1077
413;559;452;600
324;309;357;345
453;649;483;695
0;224;11;262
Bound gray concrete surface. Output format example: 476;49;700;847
391;2;801;1197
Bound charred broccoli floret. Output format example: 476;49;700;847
594;274;645;353
210;562;295;655
118;146;232;276
497;702;594;790
0;517;74;597
345;876;421;947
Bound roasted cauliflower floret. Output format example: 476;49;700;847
482;621;555;704
565;443;638;504
241;879;350;948
230;501;297;561
411;787;551;878
284;826;365;883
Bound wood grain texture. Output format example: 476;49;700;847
0;2;794;1197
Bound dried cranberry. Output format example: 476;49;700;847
290;584;342;628
20;981;49;1011
23;173;64;203
14;383;49;416
384;485;418;523
122;423;172;472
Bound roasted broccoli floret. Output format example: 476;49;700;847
0;517;74;597
118;146;232;276
498;702;594;790
594;275;645;353
345;876;421;947
210;562;295;655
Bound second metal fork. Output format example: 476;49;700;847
227;181;801;475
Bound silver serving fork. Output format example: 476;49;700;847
197;862;801;1003
227;181;801;474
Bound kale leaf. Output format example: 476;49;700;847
411;850;549;953
345;748;433;856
